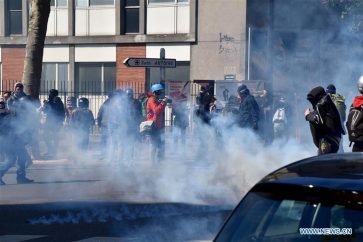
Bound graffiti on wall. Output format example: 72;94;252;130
219;33;238;55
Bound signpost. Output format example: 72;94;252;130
123;57;176;68
124;48;177;89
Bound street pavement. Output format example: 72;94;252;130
0;133;233;242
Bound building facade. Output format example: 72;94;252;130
0;0;210;92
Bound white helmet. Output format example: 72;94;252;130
358;75;363;94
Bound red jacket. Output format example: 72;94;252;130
146;96;166;129
353;96;363;108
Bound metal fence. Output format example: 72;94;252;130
1;80;147;120
1;80;215;135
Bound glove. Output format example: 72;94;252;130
161;97;168;103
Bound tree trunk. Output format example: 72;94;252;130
22;0;50;99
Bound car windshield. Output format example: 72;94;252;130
215;183;363;242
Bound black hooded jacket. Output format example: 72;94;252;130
238;90;260;129
306;86;344;148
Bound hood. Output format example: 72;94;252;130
353;96;363;108
307;86;326;106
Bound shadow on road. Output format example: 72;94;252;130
0;201;231;242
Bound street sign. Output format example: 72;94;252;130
224;74;236;80
123;57;176;68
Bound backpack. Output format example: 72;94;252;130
331;94;346;122
346;106;363;143
141;97;148;120
273;107;287;132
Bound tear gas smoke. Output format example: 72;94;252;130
5;1;363;240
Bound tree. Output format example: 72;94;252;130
322;0;363;32
22;0;51;99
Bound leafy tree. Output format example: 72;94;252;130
22;0;51;99
322;0;363;31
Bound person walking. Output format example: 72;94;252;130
305;86;344;155
6;82;34;183
146;83;167;161
237;84;260;131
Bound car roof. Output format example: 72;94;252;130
259;153;363;191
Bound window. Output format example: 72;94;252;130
264;200;306;236
50;0;67;7
90;0;114;5
75;63;115;93
147;0;190;34
148;0;189;3
148;62;190;82
124;0;139;33
76;0;114;7
7;0;22;35
41;63;69;92
149;0;174;3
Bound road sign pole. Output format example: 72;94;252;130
160;48;166;84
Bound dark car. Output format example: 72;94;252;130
214;153;363;242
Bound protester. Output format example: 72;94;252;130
272;96;289;140
326;84;346;152
195;85;212;124
146;83;167;161
0;99;13;185
40;89;65;157
237;84;260;131
305;86;344;155
97;92;114;159
326;84;346;123
172;99;189;144
70;97;95;151
6;82;34;184
346;76;363;152
2;91;11;108
64;96;77;126
125;88;142;161
256;89;273;143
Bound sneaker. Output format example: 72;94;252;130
16;177;34;184
0;178;5;185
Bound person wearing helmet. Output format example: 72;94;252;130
346;76;363;152
70;97;95;150
305;86;344;155
147;83;167;161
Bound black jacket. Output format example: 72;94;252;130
306;87;344;148
238;94;260;129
